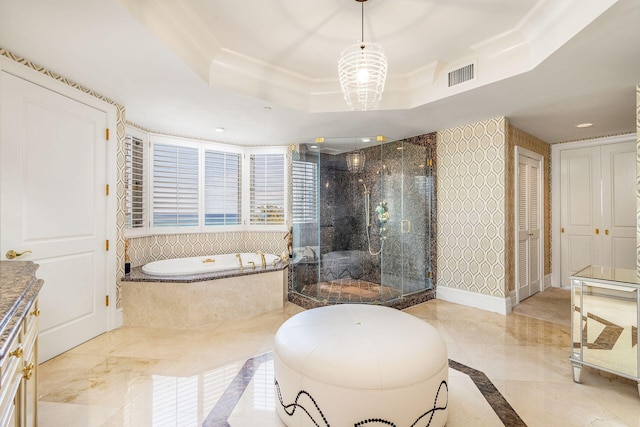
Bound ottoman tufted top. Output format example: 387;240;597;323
274;304;447;390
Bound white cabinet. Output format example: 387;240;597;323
559;140;636;286
0;262;42;427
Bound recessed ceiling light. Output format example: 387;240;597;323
215;127;225;133
310;145;318;149
362;138;371;143
576;123;593;128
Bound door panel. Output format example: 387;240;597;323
560;147;600;286
516;152;542;302
0;72;108;362
601;142;636;269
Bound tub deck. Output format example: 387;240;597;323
121;262;288;328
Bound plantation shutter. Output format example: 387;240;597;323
204;150;242;225
152;143;199;227
250;153;285;225
125;135;146;229
292;161;317;224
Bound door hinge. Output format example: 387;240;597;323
105;128;110;141
105;295;109;307
105;184;109;195
428;271;433;278
105;240;109;251
427;159;433;167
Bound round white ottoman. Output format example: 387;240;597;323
274;304;448;426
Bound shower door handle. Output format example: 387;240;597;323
401;220;411;234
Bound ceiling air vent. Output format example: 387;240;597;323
448;63;475;87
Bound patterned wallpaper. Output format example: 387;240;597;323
636;86;640;272
437;117;507;298
505;124;552;292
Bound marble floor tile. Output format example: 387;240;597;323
37;300;640;426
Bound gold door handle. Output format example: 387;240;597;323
595;228;600;235
605;229;609;235
30;308;40;317
561;227;565;233
6;249;32;259
9;347;23;358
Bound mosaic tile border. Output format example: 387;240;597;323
203;352;526;427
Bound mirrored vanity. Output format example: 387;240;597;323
570;265;640;395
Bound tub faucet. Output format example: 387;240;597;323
256;251;266;269
236;253;244;271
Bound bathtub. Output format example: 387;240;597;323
141;252;281;276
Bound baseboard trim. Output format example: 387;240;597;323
436;286;511;315
544;274;552;289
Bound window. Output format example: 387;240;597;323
204;150;241;226
250;153;285;225
292;161;317;224
125;134;147;235
152;143;199;228
142;135;286;234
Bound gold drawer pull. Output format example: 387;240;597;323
9;347;23;358
30;309;40;317
22;363;35;380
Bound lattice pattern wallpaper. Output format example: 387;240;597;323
506;124;552;292
437;117;507;297
637;86;640;272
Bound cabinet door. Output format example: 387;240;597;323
600;142;636;269
560;146;600;287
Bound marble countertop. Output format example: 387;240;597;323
122;261;289;283
0;261;44;358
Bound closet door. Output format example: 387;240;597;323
600;142;636;269
516;151;542;301
559;141;636;286
560;147;600;287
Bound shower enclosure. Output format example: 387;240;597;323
290;134;436;308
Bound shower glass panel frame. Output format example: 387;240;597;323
291;135;435;305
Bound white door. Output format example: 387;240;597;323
560;146;600;287
516;150;542;302
559;141;636;286
0;72;109;362
600;142;636;269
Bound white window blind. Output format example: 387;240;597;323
250;153;285;225
125;135;146;230
152;143;199;227
292;161;317;224
204;150;242;226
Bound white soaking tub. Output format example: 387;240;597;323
141;252;281;276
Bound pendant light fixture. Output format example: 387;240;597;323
338;0;388;111
346;138;366;173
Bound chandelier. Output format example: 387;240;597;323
338;0;388;111
346;150;366;173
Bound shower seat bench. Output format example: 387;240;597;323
273;304;448;426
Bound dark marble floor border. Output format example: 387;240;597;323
202;352;526;427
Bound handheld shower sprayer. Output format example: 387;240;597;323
362;181;384;255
